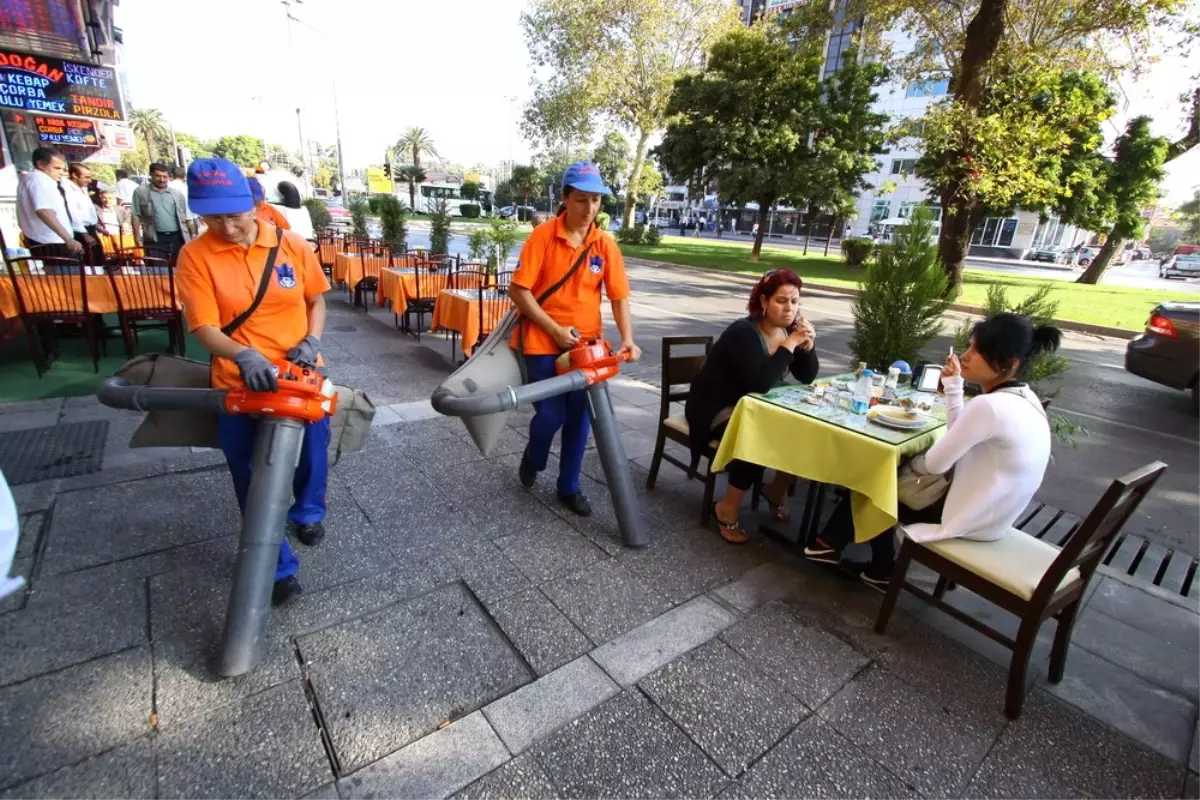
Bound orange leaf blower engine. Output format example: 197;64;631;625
223;360;338;422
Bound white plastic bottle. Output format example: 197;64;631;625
851;369;873;417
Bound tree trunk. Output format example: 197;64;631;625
145;133;157;163
622;128;652;230
938;190;975;297
1076;231;1123;284
408;182;416;213
752;200;772;261
803;205;815;254
956;0;1008;108
825;217;839;257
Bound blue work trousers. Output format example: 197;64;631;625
217;414;331;582
524;354;591;496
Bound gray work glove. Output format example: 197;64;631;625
233;348;278;393
285;335;321;368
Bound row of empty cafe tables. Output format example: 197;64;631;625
712;375;948;544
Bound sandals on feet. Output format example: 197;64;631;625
763;488;790;523
712;503;749;545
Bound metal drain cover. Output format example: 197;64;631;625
0;420;108;485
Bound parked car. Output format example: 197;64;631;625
1125;301;1200;412
1159;245;1200;280
1028;245;1068;263
323;199;352;227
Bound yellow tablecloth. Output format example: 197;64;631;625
712;394;944;540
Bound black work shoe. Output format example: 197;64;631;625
272;576;303;606
557;491;592;517
288;520;325;547
519;452;538;489
803;539;840;565
859;567;892;592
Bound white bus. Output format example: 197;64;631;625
409;181;493;216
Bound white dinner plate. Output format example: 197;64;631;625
869;406;927;429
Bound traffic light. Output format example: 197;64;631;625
384;162;392;179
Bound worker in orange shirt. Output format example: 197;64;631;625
249;176;291;231
175;158;331;606
509;162;640;516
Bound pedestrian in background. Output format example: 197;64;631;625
132;162;195;266
63;162;102;263
271;181;314;240
15;146;83;260
114;168;138;209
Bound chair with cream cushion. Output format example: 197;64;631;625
874;461;1167;719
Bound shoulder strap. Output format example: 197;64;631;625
222;231;280;337
536;240;593;304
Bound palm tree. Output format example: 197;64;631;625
398;164;427;213
396;127;438;168
129;108;169;163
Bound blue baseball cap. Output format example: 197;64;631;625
248;177;265;204
562;161;612;195
187;158;254;216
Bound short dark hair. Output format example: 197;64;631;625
970;312;1063;379
171;166;186;179
277;180;302;209
148;162;169;175
115;169;128;179
32;147;64;168
748;269;804;319
69;162;89;178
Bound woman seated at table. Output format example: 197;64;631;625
807;312;1062;587
685;268;818;544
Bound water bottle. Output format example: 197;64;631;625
851;369;873;417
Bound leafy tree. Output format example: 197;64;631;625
858;0;1186;294
377;194;408;250
509;164;542;209
397;127;438;168
175;132;213;159
494;180;515;208
1076;116;1169;284
129;108;168;162
592;130;631;196
1147;224;1183;253
467;228;490;261
211;134;265;167
428;199;453;255
629;160;664;212
522;0;739;230
304;198;332;230
397;164;426;213
849;209;950;370
460;180;480;202
1178;190;1200;244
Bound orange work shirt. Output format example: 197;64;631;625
176;223;330;389
510;215;631;355
256;203;291;230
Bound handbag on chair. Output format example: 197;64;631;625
896;454;952;510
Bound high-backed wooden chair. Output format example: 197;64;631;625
106;254;182;358
4;255;98;375
875;461;1169;719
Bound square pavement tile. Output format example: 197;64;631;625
720;599;870;709
620;525;771;605
736;716;919;799
156;681;330;799
40;470;241;576
452;753;559;799
1087;576;1199;654
444;538;533;606
298;582;533;774
818;665;1004;798
0;567;146;687
484;588;593;675
1042;644;1197;765
494;523;609;585
0;737;155;800
0;646;152;790
462;490;572;542
966;688;1185;798
540;559;672;645
1070;607;1199;701
639;638;808;777
530;690;727;798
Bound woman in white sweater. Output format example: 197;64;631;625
807;313;1063;588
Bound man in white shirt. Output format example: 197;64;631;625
115;169;138;208
16;146;83;259
64;162;102;263
170;166;197;224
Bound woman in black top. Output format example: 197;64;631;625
686;269;819;543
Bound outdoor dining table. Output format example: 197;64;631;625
430;287;512;357
98;233;140;254
379;266;455;315
712;374;948;542
0;270;179;317
333;252;393;292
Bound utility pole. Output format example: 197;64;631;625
283;1;346;197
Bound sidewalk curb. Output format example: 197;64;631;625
628;257;1138;340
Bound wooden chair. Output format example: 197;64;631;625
453;262;488;292
477;270;514;352
875;461;1169;720
316;231;341;282
4;255;100;376
106;254;183;358
644;336;723;523
353;242;389;310
404;254;454;340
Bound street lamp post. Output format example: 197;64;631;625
283;1;347;197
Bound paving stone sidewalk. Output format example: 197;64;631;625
1;292;1197;799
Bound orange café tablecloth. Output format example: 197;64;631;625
98;232;140;254
0;274;177;318
334;253;393;291
430;288;512;355
382;267;455;315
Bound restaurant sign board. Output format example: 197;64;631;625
35;114;99;147
0;49;125;120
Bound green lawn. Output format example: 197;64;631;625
620;237;1195;331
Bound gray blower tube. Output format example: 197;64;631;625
98;376;229;413
432;373;648;549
